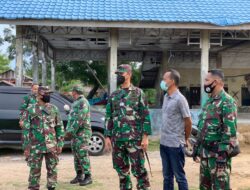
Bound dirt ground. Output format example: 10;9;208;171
0;145;250;190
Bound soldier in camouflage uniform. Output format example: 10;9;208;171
22;86;65;190
66;85;92;186
19;83;39;128
193;69;238;190
105;64;152;190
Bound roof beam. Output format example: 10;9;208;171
2;19;250;30
54;49;145;62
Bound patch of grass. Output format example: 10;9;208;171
11;180;103;190
12;182;26;188
57;180;103;190
148;140;160;152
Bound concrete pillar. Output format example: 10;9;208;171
41;52;47;86
32;43;39;83
15;25;23;86
200;30;210;106
155;51;168;107
108;28;118;94
51;60;55;91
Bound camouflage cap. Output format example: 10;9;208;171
38;86;52;95
72;85;84;94
115;64;132;74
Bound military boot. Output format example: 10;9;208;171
47;187;55;190
79;174;92;186
70;171;84;184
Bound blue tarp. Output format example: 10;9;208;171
0;0;249;26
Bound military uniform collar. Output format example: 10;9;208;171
119;84;136;91
77;95;83;100
38;102;51;107
30;93;36;97
209;89;225;101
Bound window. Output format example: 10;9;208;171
0;93;25;110
242;87;250;106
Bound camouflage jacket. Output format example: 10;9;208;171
19;94;37;121
105;85;152;142
66;95;92;143
197;90;237;158
22;103;65;153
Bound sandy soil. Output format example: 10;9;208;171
0;146;250;190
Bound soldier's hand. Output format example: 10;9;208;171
65;133;72;139
105;137;112;153
24;148;30;158
193;156;200;163
141;134;149;152
19;120;24;128
192;144;200;163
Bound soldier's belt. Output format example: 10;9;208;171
202;142;219;152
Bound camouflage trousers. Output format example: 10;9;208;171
112;140;150;190
200;157;231;190
71;141;91;175
27;151;59;190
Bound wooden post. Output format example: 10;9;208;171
51;60;55;91
15;25;23;86
200;30;210;107
108;28;118;94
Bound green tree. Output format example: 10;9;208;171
144;89;157;107
55;61;142;95
0;54;10;73
55;60;108;97
56;60;107;86
1;25;32;69
130;62;141;86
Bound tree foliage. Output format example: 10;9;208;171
1;25;32;68
0;54;10;73
55;60;108;91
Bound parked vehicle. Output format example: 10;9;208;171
185;110;200;157
184;124;198;157
0;86;106;156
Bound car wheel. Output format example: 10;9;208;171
88;131;105;156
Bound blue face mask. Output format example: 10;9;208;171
160;80;168;91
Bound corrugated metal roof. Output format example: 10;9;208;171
0;0;249;26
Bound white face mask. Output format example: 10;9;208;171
160;80;168;91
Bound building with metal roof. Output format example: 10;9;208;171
1;0;250;27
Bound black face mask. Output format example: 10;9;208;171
41;95;50;103
117;75;125;85
204;81;216;93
